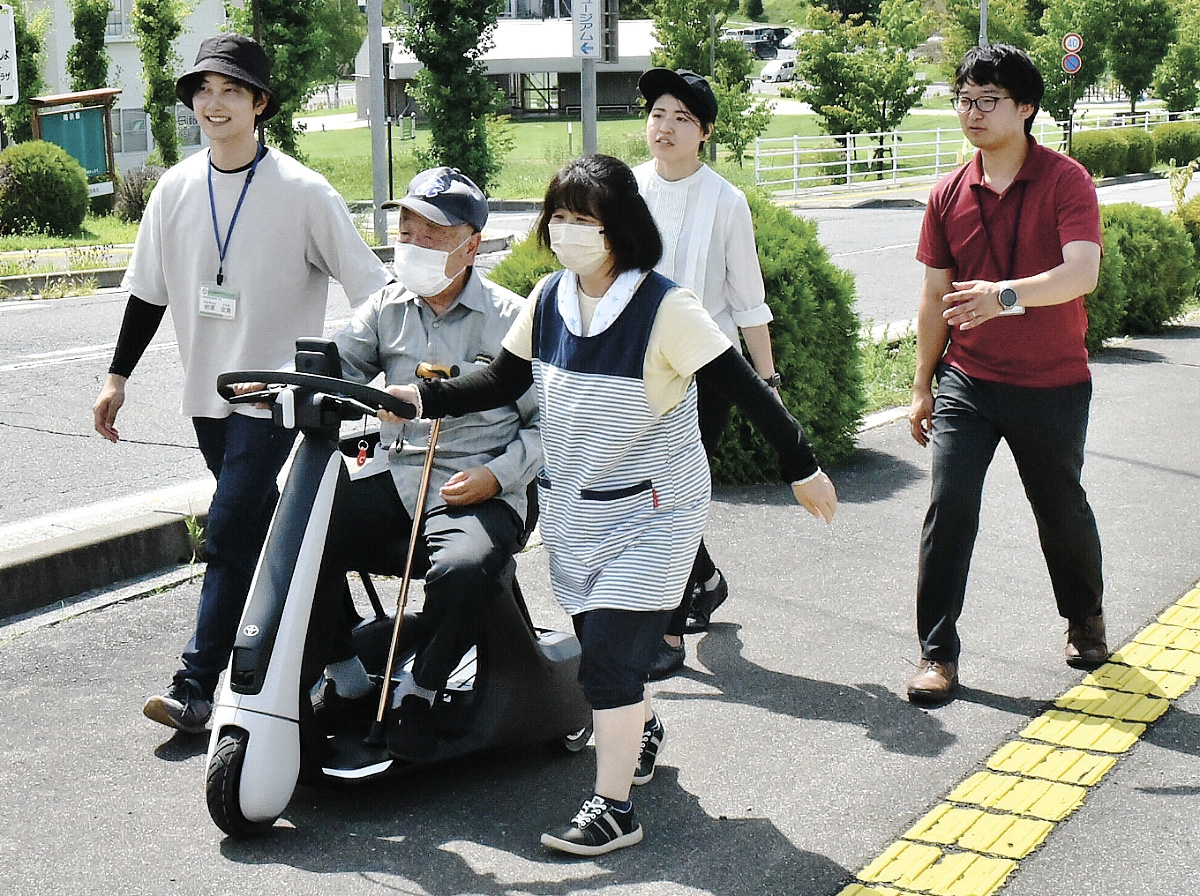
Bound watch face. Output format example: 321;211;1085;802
1000;287;1018;308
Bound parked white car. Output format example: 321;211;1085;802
759;58;796;83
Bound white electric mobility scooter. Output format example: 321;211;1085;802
203;338;592;837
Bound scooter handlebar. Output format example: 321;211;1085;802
216;370;418;420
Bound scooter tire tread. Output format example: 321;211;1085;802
206;728;278;838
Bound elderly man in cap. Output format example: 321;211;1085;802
93;33;391;734
301;166;541;761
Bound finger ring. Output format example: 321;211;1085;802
971;310;977;320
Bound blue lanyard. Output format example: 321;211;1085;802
208;145;263;286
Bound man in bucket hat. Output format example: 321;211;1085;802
93;33;391;735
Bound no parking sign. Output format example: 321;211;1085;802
1;5;18;106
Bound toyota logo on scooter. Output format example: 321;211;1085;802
243;624;260;637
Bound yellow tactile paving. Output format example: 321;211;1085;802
947;771;1087;821
986;741;1116;786
1159;603;1200;627
1020;709;1146;753
1111;641;1200;677
1082;663;1196;700
904;803;1054;859
1134;621;1200;652
860;841;1018;896
836;884;921;896
1055;685;1170;722
847;577;1200;896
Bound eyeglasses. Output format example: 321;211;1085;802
952;94;1013;114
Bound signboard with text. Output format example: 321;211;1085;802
0;5;18;106
573;0;600;59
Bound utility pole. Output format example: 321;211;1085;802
979;0;989;47
366;0;388;245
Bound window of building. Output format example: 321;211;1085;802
176;104;201;147
520;73;559;111
112;108;148;154
106;0;127;38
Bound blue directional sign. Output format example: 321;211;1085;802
573;0;600;59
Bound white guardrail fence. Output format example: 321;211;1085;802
754;108;1200;194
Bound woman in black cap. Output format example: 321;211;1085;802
635;68;794;677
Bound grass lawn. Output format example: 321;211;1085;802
0;214;139;253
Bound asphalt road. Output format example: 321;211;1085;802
2;321;1199;895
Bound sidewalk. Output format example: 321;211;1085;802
2;323;1198;895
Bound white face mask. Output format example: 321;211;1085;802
549;222;610;276
395;235;471;297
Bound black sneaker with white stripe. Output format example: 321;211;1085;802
633;714;664;785
541;794;644;855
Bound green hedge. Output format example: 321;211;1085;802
1177;192;1200;260
1152;122;1200;167
0;141;90;236
1071;130;1131;178
1087;203;1197;346
488;192;864;483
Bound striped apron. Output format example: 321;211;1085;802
532;270;711;616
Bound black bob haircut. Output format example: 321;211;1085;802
954;44;1044;135
536;154;663;274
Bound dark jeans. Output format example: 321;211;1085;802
666;382;731;637
178;415;297;698
573;608;673;710
303;472;523;694
917;364;1104;662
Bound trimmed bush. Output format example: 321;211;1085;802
1101;202;1197;335
1071;130;1128;178
1084;225;1128;355
1152;122;1200;168
488;191;864;483
1115;128;1155;173
0;141;90;236
114;164;167;223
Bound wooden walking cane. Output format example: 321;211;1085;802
366;361;455;747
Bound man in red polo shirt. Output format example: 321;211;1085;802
906;44;1107;704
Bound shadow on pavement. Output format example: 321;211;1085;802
714;448;925;509
153;729;209;762
217;754;852;895
657;623;956;758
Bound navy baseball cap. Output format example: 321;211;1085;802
384;167;489;232
638;68;719;127
176;34;280;122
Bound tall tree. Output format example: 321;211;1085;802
1104;0;1176;111
1030;0;1107;126
939;0;1035;76
398;0;505;191
795;11;924;137
1155;0;1200;114
67;0;113;92
878;0;932;51
225;0;364;155
0;0;47;143
130;0;184;165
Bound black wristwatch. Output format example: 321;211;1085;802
763;372;782;389
997;281;1020;311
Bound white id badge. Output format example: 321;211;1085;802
199;282;239;320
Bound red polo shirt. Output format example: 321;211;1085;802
917;140;1101;387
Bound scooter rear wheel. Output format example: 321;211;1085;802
206;728;278;837
557;723;594;754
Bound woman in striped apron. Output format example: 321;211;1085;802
386;154;838;856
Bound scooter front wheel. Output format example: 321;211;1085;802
206;728;278;837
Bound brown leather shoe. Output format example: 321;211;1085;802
1066;614;1109;668
906;659;958;704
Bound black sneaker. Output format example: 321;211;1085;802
684;569;729;633
143;680;212;734
647;640;685;680
311;678;381;730
541;795;644;856
633;714;664;786
386;694;438;761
